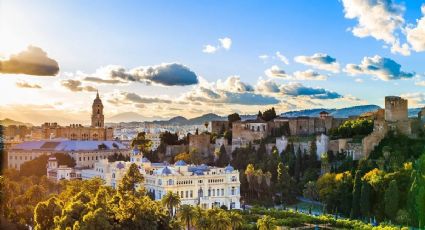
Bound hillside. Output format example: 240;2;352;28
0;118;33;127
281;105;381;118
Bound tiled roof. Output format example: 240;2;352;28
11;140;127;151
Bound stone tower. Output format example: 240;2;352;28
91;91;104;128
384;96;410;135
385;96;408;122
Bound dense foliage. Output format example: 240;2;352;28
329;118;373;139
20;153;76;177
315;132;425;228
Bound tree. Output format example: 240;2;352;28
262;107;277;122
162;191;181;217
117;163;144;196
80;208;113;230
228;113;241;123
360;180;371;219
20;153;76;177
294;147;302;182
350;170;362;219
178;205;194;230
215;145;230;167
210;209;231;230
256;215;276;230
34;197;62;230
131;132;153;154
303;181;319;201
384;180;399;221
228;211;243;230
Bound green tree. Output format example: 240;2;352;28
162;191;181;217
117;163;144;196
256;215;276;230
384;180;399;221
360;180;371;219
210;209;231;230
178;204;194;230
34;197;62;230
80;208;112;230
350;170;362;219
216;145;230;167
228;211;243;230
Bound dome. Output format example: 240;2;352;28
141;157;151;163
116;162;125;170
157;166;174;175
174;160;187;166
224;164;234;172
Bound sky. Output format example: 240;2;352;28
1;0;425;125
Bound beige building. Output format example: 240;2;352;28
31;92;113;141
7;140;129;170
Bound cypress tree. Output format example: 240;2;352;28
360;181;371;219
384;180;399;221
350;170;362;219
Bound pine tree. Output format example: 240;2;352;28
118;163;144;196
384;180;399;221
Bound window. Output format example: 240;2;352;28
79;157;81;161
181;191;184;198
231;187;235;195
185;191;188;198
208;188;211;196
221;189;224;196
190;190;193;198
213;189;215;196
158;179;162;185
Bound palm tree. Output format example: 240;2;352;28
228;211;243;230
178;204;195;230
256;215;277;230
193;206;210;230
161;191;181;217
210;209;231;230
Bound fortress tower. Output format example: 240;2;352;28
384;96;410;135
91;91;105;128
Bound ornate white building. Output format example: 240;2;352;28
75;149;241;209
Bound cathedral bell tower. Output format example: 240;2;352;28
91;91;105;128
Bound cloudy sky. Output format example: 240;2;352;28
1;0;425;125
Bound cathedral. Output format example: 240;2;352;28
34;92;114;141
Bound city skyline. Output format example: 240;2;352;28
2;0;425;125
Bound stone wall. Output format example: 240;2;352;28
189;133;211;156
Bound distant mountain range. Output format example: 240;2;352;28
0;118;33;127
281;105;382;118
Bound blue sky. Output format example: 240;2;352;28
1;0;425;124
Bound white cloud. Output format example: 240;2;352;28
341;0;406;54
258;54;269;60
292;70;328;81
406;4;425;52
344;55;415;81
203;37;232;54
355;78;364;83
202;45;218;54
265;65;290;78
400;92;425;107
275;51;289;65
218;37;232;50
294;53;340;73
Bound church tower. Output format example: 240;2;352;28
91;91;105;128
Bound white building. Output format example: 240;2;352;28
47;156;82;180
8;140;129;170
79;149;241;209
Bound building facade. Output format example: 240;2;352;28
7;140;128;170
31;92;114;141
79;150;241;209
